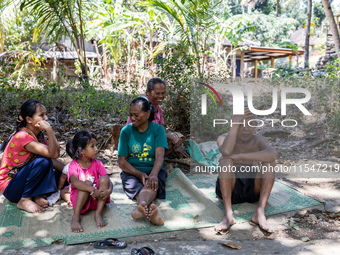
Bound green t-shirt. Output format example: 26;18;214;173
118;122;168;172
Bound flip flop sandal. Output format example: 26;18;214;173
94;238;127;249
131;246;157;255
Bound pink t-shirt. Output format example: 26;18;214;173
127;105;164;125
68;158;108;197
0;131;37;193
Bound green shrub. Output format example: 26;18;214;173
156;47;196;131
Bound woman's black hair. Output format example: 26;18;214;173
146;78;166;93
17;99;43;132
66;130;97;159
129;97;155;121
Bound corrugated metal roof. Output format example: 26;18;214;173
44;51;98;59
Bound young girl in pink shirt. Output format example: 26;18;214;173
66;130;113;233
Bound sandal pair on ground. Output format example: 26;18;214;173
131;246;158;255
94;238;127;249
94;239;157;254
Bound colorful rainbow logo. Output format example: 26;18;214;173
198;82;223;106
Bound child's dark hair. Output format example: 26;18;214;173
146;78;166;94
17;99;43;132
66;130;97;159
130;97;155;121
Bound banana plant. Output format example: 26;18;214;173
0;0;15;53
21;0;91;86
85;0;144;83
140;0;222;75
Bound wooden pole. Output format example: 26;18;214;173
240;50;245;78
289;55;292;63
271;57;274;68
255;60;258;78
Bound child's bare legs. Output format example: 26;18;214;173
61;187;72;207
95;176;110;228
71;181;92;233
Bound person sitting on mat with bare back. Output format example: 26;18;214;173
215;108;277;233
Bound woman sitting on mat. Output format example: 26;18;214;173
0;99;62;213
118;97;168;226
127;78;189;158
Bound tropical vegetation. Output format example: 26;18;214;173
0;0;339;134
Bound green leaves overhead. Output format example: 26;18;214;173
141;0;227;74
279;41;298;52
21;0;91;83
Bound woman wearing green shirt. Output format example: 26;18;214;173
118;97;168;226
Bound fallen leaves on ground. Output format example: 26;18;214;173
218;241;242;250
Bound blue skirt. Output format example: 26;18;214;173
4;156;57;203
120;168;167;200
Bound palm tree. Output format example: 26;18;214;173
321;0;340;59
304;0;312;69
21;0;90;85
141;0;221;75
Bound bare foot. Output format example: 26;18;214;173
33;196;49;208
67;200;73;207
147;204;164;226
71;214;83;233
214;214;236;233
17;197;45;213
94;213;107;228
251;208;274;233
132;201;148;220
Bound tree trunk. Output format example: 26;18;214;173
248;0;257;14
304;0;312;69
52;45;57;81
76;0;88;86
276;0;280;17
215;33;219;73
321;0;340;58
0;24;4;53
93;39;102;67
102;44;109;81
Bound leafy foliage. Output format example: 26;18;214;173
0;62;135;126
156;47;196;130
242;13;298;46
21;0;91;84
